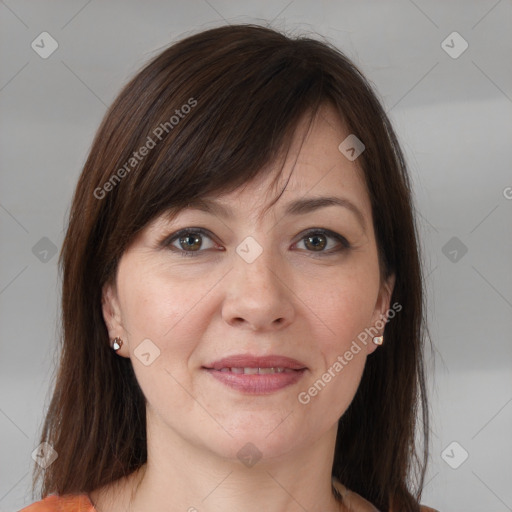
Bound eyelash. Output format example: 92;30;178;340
160;227;351;258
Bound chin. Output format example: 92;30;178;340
192;413;316;464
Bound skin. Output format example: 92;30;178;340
91;103;395;512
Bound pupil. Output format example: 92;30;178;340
181;234;201;250
307;234;326;251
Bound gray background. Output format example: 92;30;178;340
1;1;511;511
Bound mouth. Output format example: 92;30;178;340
202;354;307;394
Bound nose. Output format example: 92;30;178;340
221;245;295;332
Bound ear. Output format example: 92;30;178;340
101;280;128;356
366;273;396;355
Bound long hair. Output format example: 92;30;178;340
32;24;430;511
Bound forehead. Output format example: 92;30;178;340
144;103;373;242
213;103;371;218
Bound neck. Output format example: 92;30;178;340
102;410;344;512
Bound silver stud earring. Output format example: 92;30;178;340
111;337;123;351
372;335;384;346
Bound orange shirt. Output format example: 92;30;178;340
18;494;96;512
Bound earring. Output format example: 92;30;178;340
372;335;384;346
111;337;123;351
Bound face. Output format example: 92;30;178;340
102;103;395;463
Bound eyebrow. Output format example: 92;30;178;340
183;196;367;232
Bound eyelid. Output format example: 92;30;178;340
159;227;220;252
293;228;351;252
160;227;351;255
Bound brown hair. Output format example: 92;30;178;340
33;24;431;511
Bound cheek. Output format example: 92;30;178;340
300;260;380;354
293;258;379;417
296;341;366;437
296;285;370;428
115;259;212;417
117;255;198;338
116;255;217;375
119;274;173;341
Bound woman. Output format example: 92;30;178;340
22;24;438;512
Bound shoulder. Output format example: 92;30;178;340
18;494;95;512
332;478;440;512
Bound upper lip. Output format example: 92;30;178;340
204;354;307;371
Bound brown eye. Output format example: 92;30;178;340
163;228;217;255
295;229;350;254
304;233;327;251
178;233;202;251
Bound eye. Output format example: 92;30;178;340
293;229;350;254
163;228;218;256
160;227;350;257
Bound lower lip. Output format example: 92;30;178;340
204;369;306;394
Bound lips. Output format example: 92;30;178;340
203;354;307;394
